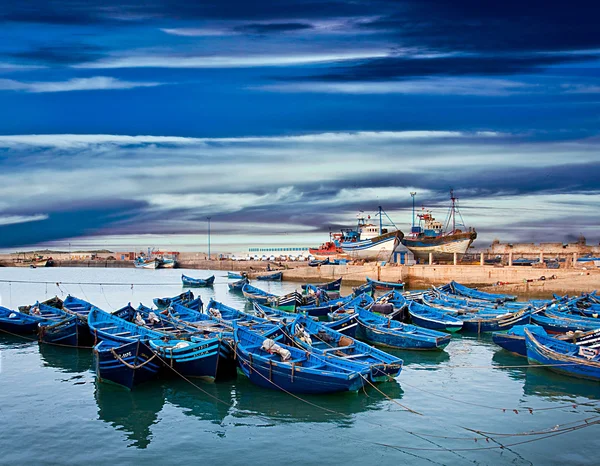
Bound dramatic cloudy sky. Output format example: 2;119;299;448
1;0;599;251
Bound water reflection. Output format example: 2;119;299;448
396;349;450;367
164;379;233;425
93;373;405;449
38;344;94;374
231;377;404;426
95;382;166;449
523;368;600;401
491;350;528;383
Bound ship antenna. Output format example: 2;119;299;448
410;192;417;229
450;189;457;233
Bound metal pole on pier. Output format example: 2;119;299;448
410;192;416;229
207;216;211;260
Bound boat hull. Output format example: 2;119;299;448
94;340;161;390
402;232;476;262
341;231;402;262
525;330;600;381
39;317;94;347
149;338;223;380
236;349;365;394
357;324;450;350
409;312;463;333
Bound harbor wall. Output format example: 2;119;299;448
1;252;599;294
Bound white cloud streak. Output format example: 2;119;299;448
74;51;389;69
0;77;163;93
256;78;533;96
0;214;48;226
0;130;493;149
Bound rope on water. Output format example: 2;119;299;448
0;279;184;286
400;379;600;413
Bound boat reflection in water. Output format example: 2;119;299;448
523;368;600;401
95;374;404;448
492;350;599;401
232;376;403;426
95;382;166;449
38;344;94;374
164;378;233;426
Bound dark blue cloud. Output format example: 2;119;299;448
9;44;106;65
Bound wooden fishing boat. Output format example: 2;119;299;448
134;257;158;269
0;305;60;334
446;281;517;303
492;325;600;357
181;274;215;287
234;325;369;394
228;277;249;291
242;283;275;305
241;284;301;311
407;301;464;333
309;241;342;257
255;271;283;281
327;294;375;322
308;258;330;267
290;315;402;382
356;307;451;350
492;325;550;357
38;300;96;347
456;308;531;333
531;313;600;334
227;271;247;279
366;277;405;290
352;282;374;297
153;291;195;309
300;277;342;292
89;306;227;385
252;302;358;337
94;339;161;390
524;328;600;381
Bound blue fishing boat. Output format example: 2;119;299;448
256;271;283;281
356;307;451;350
94;339;161;390
308;258;330;267
0;305;59;334
366;277;405;290
492;325;550;357
524;328;600;381
456;308;531;333
242;283;276;305
228;277;249;291
227;271;247;279
290;315;402;382
447;281;517;303
327;294;375;322
153;290;195;309
252;302;358;337
89;306;165;389
407;301;464;333
181;274;215;287
234;325;369;394
301;277;342;291
37;303;92;347
89;306;228;384
242;284;302;311
531;313;600;334
352;282;374;297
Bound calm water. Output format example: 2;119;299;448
0;267;598;465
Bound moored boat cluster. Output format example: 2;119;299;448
0;276;598;394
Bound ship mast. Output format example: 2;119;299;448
450;189;456;233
